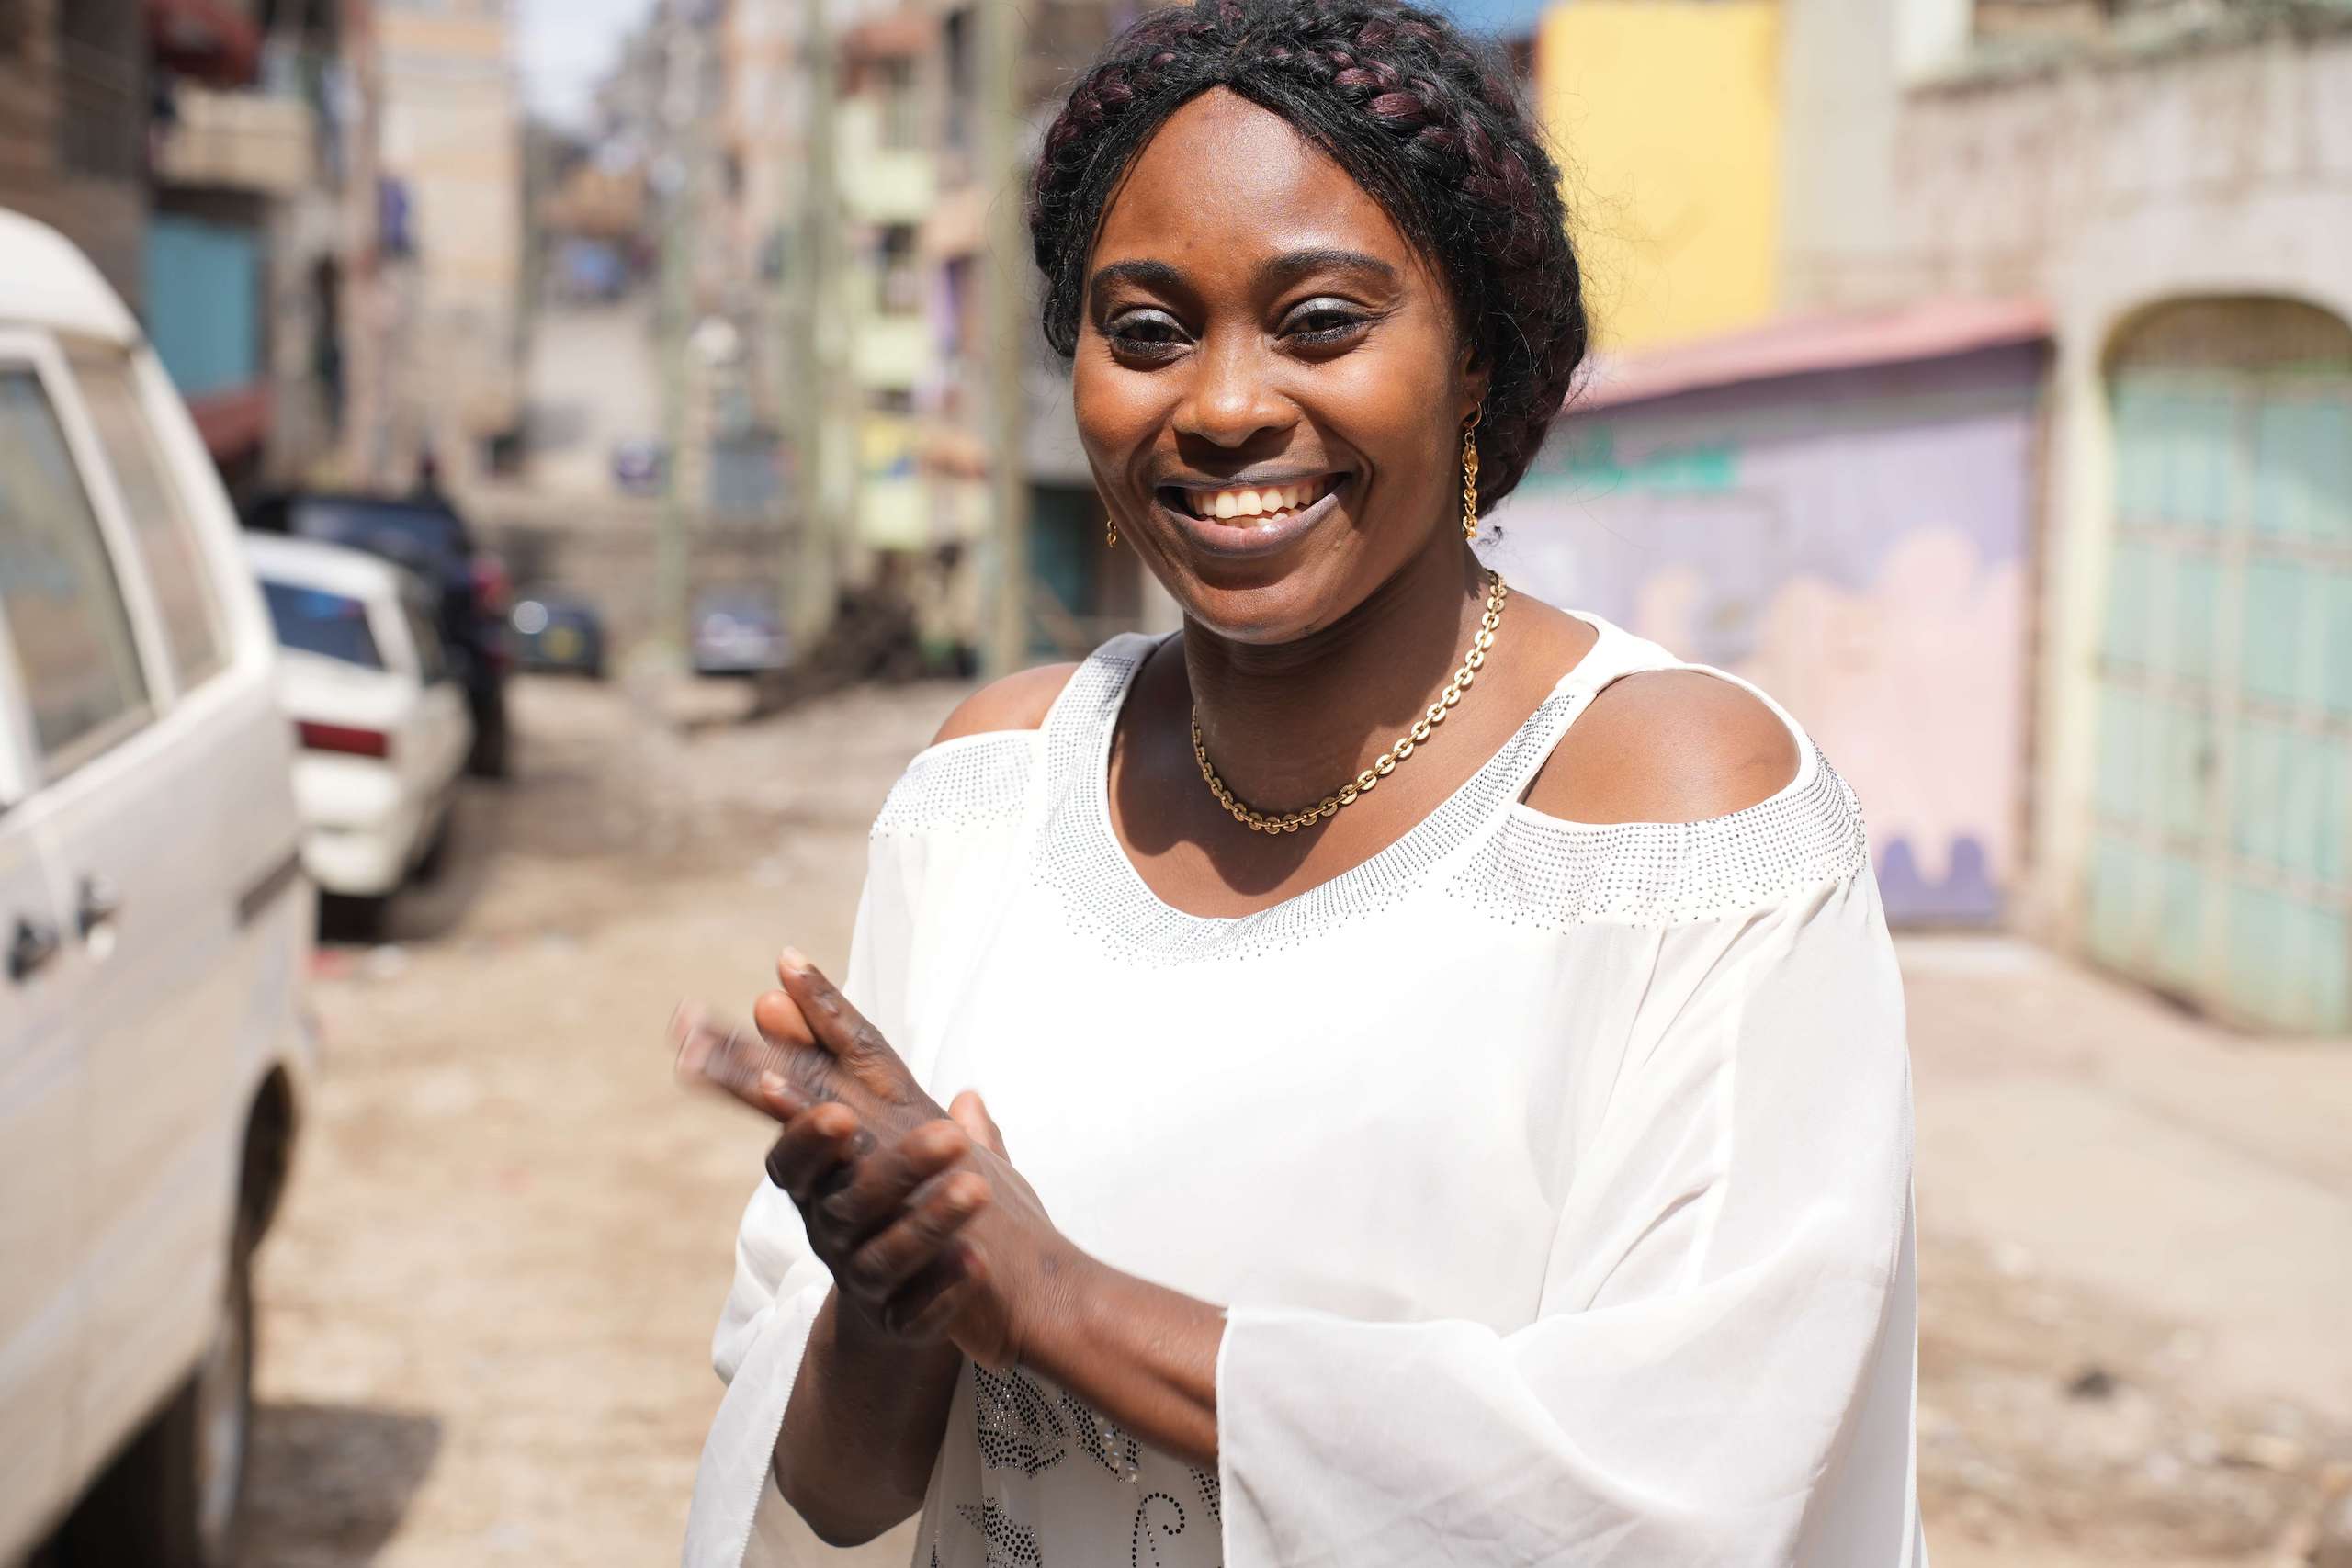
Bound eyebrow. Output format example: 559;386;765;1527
1086;247;1402;302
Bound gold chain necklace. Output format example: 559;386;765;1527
1192;572;1509;835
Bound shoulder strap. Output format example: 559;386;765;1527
1035;630;1161;795
1490;614;1681;806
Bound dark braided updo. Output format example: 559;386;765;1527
1028;0;1585;511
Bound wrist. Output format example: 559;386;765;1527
1018;1245;1116;1385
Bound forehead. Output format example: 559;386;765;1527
1091;87;1420;281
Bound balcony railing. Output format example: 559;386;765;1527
153;82;319;195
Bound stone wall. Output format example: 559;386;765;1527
0;0;146;308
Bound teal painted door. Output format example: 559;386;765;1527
2090;352;2352;1032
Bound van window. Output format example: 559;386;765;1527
261;581;384;670
69;348;227;690
0;367;152;769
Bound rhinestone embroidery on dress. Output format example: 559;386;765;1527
974;1366;1069;1476
1032;635;1589;966
873;731;1038;840
1446;748;1869;930
1060;1389;1143;1482
957;1500;1046;1568
1128;1493;1189;1568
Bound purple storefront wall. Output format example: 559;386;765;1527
1482;343;2048;925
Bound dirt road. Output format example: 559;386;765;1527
241;673;2350;1567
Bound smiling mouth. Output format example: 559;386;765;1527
1159;474;1338;524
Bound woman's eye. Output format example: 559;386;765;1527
1284;302;1370;345
1107;310;1188;355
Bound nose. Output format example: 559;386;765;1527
1172;332;1295;449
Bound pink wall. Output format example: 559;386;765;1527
1486;344;2046;924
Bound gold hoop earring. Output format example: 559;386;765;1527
1460;408;1482;541
1105;515;1119;548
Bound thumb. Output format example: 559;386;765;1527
949;1089;1007;1157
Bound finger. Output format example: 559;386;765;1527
673;1005;804;1116
814;1120;970;1247
880;1245;982;1342
752;987;817;1052
763;1101;866;1204
948;1089;1008;1158
775;948;909;1093
841;1168;989;1305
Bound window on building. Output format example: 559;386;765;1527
943;8;974;153
0;368;152;773
67;346;228;692
879;57;922;151
55;0;143;183
1973;0;2233;44
878;225;922;315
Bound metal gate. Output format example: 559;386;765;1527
2087;300;2352;1032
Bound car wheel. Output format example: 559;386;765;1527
414;811;456;884
62;1224;254;1568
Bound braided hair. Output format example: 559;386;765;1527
1028;0;1585;511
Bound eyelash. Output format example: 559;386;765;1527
1102;302;1374;356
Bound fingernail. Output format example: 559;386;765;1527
780;945;810;973
758;1070;785;1100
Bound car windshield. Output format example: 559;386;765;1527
283;498;469;576
263;581;384;670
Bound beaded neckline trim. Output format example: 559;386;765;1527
1031;633;1590;965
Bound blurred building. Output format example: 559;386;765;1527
1521;0;2352;1029
0;0;149;309
0;0;390;491
377;0;526;479
1500;299;2051;926
706;0;1170;665
1534;0;1784;353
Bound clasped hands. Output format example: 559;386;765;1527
673;948;1073;1371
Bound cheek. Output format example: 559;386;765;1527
1311;344;1458;496
1069;351;1159;477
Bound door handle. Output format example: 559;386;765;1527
8;917;60;982
76;874;122;938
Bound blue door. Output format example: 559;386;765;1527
2089;301;2352;1031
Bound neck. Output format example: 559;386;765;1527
1180;535;1488;815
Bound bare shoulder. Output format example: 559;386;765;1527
929;661;1081;746
1525;669;1801;826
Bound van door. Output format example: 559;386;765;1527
0;339;111;1555
0;615;80;1565
1;336;251;1497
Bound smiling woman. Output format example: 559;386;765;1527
680;4;1923;1566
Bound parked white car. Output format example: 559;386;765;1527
244;533;472;915
0;210;315;1567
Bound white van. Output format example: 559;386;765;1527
0;211;315;1565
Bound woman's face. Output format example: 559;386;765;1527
1072;87;1484;644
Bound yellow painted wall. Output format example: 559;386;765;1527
1536;0;1782;353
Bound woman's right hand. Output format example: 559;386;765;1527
753;1079;996;1339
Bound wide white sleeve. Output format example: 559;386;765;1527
681;862;903;1568
684;731;1040;1568
1216;868;1923;1568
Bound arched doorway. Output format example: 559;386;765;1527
2086;298;2352;1031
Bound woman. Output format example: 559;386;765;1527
679;0;1923;1562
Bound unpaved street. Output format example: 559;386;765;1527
244;673;964;1566
242;674;2352;1567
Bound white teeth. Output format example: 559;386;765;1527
1190;479;1327;519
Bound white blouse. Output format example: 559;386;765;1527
684;614;1925;1568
